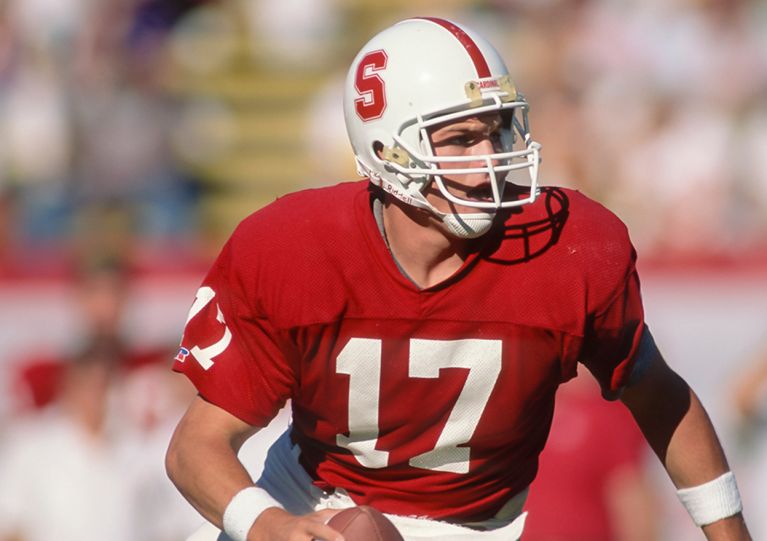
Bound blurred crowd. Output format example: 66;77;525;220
491;0;767;262
0;254;203;541
0;0;766;270
0;0;767;540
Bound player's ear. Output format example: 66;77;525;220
374;141;384;159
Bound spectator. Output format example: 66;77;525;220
0;337;135;541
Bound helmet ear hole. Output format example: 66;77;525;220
373;141;385;160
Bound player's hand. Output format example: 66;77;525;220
250;507;345;541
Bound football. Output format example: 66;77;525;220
327;506;404;541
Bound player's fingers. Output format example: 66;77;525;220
314;508;345;524
299;516;344;541
255;508;343;541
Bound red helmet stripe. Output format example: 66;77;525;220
417;17;491;79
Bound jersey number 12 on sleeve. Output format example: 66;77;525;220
336;338;502;474
185;286;232;370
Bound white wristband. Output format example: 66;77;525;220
223;486;284;541
677;472;743;527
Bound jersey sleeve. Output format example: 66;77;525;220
579;269;645;400
172;237;299;426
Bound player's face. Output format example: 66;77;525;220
425;113;506;214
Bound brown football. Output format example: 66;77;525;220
327;506;404;541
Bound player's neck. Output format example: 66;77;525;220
382;196;471;289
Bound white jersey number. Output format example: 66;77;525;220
184;287;232;370
336;338;502;474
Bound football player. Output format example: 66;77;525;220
165;17;752;541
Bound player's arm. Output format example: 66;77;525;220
165;395;343;541
619;349;752;541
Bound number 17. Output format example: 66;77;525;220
336;338;502;474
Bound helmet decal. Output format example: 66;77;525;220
354;50;388;121
417;17;491;79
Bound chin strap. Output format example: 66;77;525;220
440;211;495;238
365;170;497;239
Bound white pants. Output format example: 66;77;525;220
187;428;528;541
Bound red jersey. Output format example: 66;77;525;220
173;181;644;522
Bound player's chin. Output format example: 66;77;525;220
445;199;494;215
425;189;494;216
464;185;495;203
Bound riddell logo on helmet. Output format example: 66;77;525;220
383;183;413;205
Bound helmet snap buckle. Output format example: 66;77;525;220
382;146;411;166
499;75;517;102
465;81;483;108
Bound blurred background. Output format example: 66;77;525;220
0;0;766;540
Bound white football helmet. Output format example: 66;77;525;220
343;17;541;238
